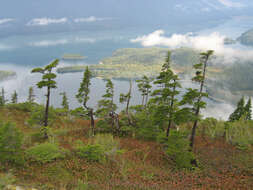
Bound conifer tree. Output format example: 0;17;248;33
31;59;59;138
150;51;181;137
245;98;252;120
136;76;152;107
76;66;95;135
120;80;132;125
60;92;69;110
28;87;35;103
97;79;118;132
11;90;18;104
187;50;214;149
0;88;6;106
229;97;245;122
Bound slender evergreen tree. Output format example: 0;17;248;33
60;92;69;110
136;76;152;107
188;50;214;149
31;59;59;138
97;79;118;132
119;80;132;125
76;66;95;135
11;90;18;104
27;86;35;103
245;98;252;120
229;97;245;122
150;51;181;137
0;88;6;106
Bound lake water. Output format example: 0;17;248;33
1;17;253;120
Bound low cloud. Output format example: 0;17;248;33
27;18;68;26
0;18;14;25
74;16;112;23
0;44;14;51
217;0;244;8
131;30;253;64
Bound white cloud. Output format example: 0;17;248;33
74;16;112;23
131;30;253;64
29;39;68;47
27;18;68;26
0;18;14;25
217;0;244;8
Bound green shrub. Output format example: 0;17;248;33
75;180;89;190
27;105;56;127
0;122;23;165
75;140;105;162
0;172;16;189
6;102;37;112
25;142;65;164
93;134;120;156
165;131;195;169
225;119;253;149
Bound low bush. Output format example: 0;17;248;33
0;172;16;190
25;142;65;164
165;131;195;169
75;141;105;162
0;122;23;165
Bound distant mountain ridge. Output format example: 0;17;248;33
238;29;253;46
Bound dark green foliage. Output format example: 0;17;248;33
0;122;23;165
0;88;6;106
150;51;182;136
11;90;18;104
136;76;152;107
27;86;35;103
76;66;95;135
31;59;59;138
60;92;69;110
25;142;65;164
229;97;245;122
165;131;195;169
75;140;105;162
188;50;214;149
229;97;252;122
245;98;252;120
27;105;56;127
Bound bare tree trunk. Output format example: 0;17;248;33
44;86;50;139
166;82;176;137
90;109;95;136
126;81;132;125
190;55;209;150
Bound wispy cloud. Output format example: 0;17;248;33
29;39;69;47
0;18;15;25
74;16;112;23
131;30;253;64
0;44;14;51
217;0;244;8
27;17;68;26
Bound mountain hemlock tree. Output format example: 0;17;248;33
136;76;152;107
76;66;95;136
28;86;35;103
97;79;118;132
60;92;69;110
11;90;18;104
119;80;133;125
189;50;214;149
31;59;59;138
151;51;181;137
0;88;6;106
229;97;245;122
245;98;252;120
